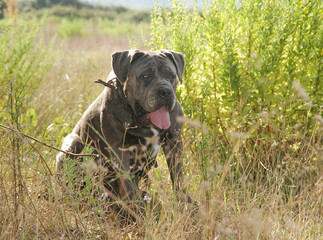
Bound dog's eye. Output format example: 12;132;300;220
169;74;175;81
142;74;151;81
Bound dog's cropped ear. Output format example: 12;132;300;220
161;50;185;83
112;50;145;83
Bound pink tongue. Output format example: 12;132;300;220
150;106;171;129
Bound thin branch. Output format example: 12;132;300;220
0;124;99;158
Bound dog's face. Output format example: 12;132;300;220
112;50;184;129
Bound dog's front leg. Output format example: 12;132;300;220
163;133;185;191
163;134;193;203
115;151;137;202
56;133;84;171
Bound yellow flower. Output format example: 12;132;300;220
223;52;227;56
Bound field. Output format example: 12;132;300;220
0;0;322;239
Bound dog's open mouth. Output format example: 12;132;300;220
136;103;171;129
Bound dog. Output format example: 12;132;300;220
56;50;190;205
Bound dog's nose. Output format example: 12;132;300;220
158;88;173;99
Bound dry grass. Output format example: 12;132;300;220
0;20;322;240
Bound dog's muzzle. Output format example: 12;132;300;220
136;87;175;130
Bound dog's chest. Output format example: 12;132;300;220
126;128;162;172
142;128;161;159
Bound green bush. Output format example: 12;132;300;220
149;0;322;210
0;18;54;129
95;17;148;36
56;18;90;37
150;0;322;132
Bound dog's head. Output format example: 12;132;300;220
111;50;184;129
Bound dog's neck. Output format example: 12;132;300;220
98;77;168;138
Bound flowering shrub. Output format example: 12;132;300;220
149;0;322;134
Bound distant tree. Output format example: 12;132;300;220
32;0;81;9
0;0;7;19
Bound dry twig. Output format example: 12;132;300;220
0;124;99;158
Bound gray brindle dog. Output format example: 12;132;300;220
56;49;190;205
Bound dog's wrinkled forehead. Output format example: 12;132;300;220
130;53;177;76
112;50;185;84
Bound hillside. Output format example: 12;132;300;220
80;0;202;9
